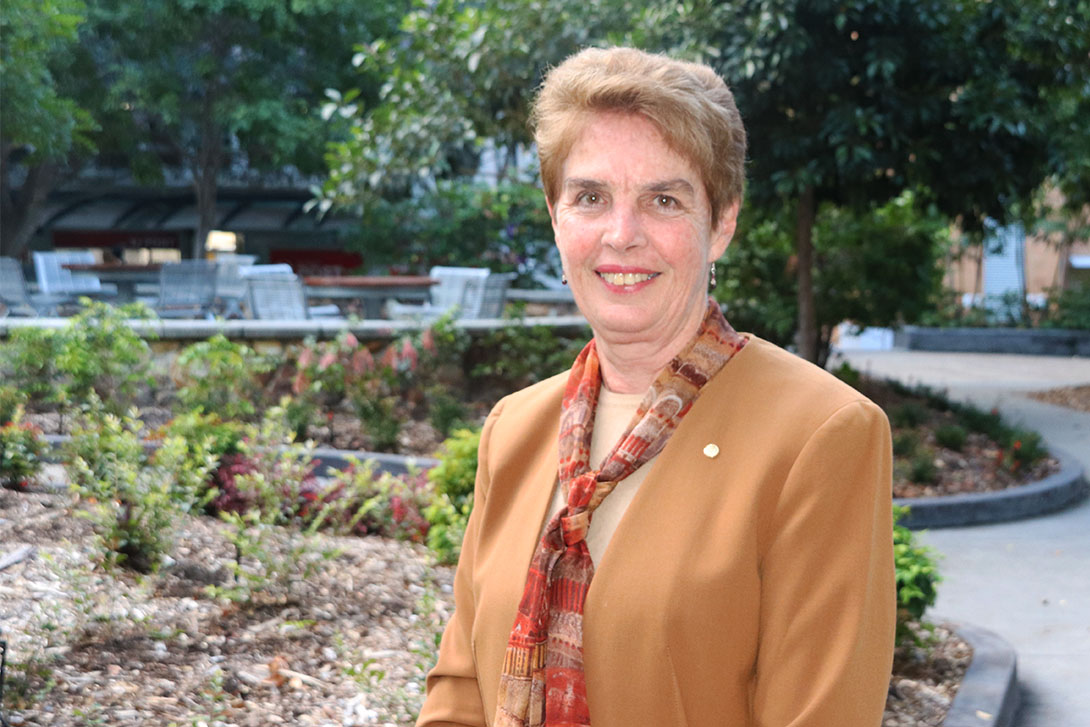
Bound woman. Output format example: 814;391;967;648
418;47;894;727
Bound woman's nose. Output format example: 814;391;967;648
603;204;645;251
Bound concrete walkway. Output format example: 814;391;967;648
837;349;1090;727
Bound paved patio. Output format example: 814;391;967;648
838;348;1090;727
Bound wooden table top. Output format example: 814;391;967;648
303;275;437;288
62;263;163;272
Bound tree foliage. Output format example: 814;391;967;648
708;0;1087;360
319;0;705;213
718;191;946;367
0;0;98;257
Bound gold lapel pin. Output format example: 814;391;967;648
703;443;720;458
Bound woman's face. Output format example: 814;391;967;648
548;112;738;351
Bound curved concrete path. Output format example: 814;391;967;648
837;349;1090;727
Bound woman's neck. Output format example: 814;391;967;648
594;330;695;394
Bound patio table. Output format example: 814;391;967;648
62;263;162;302
303;275;437;319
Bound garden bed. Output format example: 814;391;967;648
2;483;967;727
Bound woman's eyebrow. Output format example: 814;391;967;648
644;179;695;196
562;177;608;192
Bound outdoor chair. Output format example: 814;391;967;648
239;263;295;279
0;257;68;317
212;253;257;318
246;274;343;320
387;266;490;321
32;250;118;300
468;271;517;318
153;260;218;319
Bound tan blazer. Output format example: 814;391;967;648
418;336;895;727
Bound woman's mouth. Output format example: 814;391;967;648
597;271;658;286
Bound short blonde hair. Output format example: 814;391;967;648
532;47;747;224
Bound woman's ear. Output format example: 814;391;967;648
708;201;740;262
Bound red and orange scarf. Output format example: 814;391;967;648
495;298;747;727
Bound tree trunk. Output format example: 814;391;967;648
795;184;818;363
190;97;223;260
0;147;64;259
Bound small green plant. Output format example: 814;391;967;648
63;400;217;572
933;424;968;451
830;361;862;387
173;334;273;420
427;386;468;438
893;505;941;645
954;403;1006;441
890;401;929;429
421;427;481;564
0;384;29;424
1000;428;1049;473
206;404;332;604
0;406;48;490
320;457;433;542
909;451;939;484
0;326;62;404
427;428;480;507
1041;283;1090;330
54;299;155;412
892;431;919;458
469;321;587;390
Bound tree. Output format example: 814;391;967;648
709;0;1085;362
717;191;946;367
84;0;403;258
319;0;699;213
0;0;95;258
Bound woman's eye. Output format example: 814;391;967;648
656;195;677;208
578;192;601;205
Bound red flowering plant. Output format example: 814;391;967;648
0;405;48;491
317;456;433;543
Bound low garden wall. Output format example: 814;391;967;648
895;326;1090;356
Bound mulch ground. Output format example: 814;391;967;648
1028;384;1090;413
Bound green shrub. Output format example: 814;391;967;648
1041;284;1090;330
831;362;862;387
892;431;919;457
893;505;940;645
954;403;1007;441
54;299;154;412
933;424;968;451
469;321;587;391
424;495;472;565
0;407;48;490
0;326;62;404
428;428;480;507
891;402;930;429
427;387;468;438
208;405;332;604
1001;428;1049;473
0;384;29;424
909;452;939;484
173;335;273;421
64;402;216;572
421;428;482;564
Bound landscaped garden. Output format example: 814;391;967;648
0;300;1063;726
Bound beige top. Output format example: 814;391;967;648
543;388;653;565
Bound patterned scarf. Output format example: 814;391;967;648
494;298;747;727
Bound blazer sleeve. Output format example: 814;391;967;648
416;400;504;727
753;400;896;727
